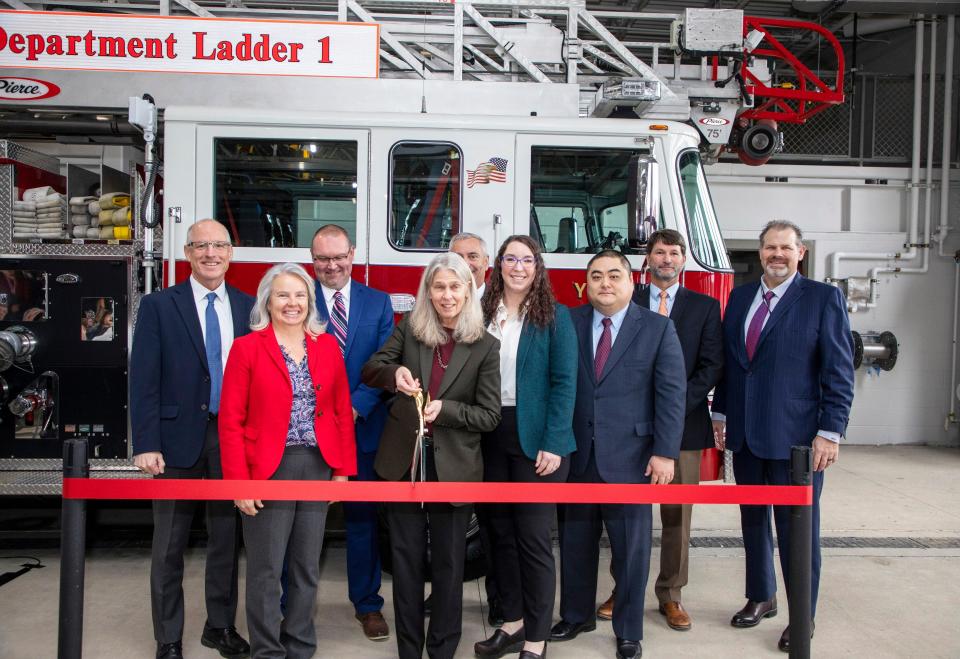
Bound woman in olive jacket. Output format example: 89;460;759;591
362;252;501;659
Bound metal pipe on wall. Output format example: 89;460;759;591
936;14;955;257
828;15;935;301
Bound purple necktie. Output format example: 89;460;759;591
594;317;613;379
745;290;775;361
331;291;348;356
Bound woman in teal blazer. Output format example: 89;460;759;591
473;234;577;659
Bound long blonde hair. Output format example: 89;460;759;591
408;253;485;347
249;262;326;336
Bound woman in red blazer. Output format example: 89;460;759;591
219;262;356;659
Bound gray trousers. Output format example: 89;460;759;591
242;445;332;659
151;418;240;644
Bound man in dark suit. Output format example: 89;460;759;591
594;229;723;630
551;250;686;659
311;224;394;641
712;220;854;653
131;219;254;659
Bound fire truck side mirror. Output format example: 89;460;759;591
627;154;659;252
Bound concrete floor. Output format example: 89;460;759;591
1;445;958;658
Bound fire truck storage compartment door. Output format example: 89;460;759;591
0;257;128;460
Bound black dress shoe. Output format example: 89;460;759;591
730;598;778;628
487;597;505;627
778;620;815;653
201;624;251;658
475;628;525;657
518;643;547;659
156;641;183;659
615;638;641;659
549;620;596;642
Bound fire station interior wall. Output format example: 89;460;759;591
708;162;960;447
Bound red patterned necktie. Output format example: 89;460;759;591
594;317;613;379
331;291;348;355
745;290;775;361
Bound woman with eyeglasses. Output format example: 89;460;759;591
219;262;357;658
473;235;577;659
362;253;501;659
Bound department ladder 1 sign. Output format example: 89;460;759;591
0;10;380;78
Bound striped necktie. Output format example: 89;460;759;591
331;291;348;355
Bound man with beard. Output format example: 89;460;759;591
595;229;723;631
712;220;854;653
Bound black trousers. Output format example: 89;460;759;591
387;446;472;659
482;407;569;641
150;418;240;644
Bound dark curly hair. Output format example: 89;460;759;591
481;234;556;329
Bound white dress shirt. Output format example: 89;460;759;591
648;282;680;316
190;275;234;372
714;273;840;442
320;279;352;321
487;299;523;406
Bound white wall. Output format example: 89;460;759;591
707;162;960;447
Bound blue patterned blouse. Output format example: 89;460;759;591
279;341;318;448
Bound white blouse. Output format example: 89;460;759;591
487;299;524;406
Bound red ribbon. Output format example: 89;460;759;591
63;479;812;506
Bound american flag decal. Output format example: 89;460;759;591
467;157;508;188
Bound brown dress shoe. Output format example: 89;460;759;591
730;597;778;628
597;593;614;621
356;611;390;641
658;601;691;631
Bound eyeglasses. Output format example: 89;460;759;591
501;255;535;268
187;241;231;252
312;253;351;266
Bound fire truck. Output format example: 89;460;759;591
0;3;843;490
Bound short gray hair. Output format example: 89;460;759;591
449;232;488;257
249;263;326;336
759;220;803;247
186;219;229;244
409;253;486;347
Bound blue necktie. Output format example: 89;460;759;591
205;292;223;414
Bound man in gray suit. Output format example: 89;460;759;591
551;250;686;659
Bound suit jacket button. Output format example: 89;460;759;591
316;410;323;417
201;403;208;411
204;375;210;383
587;420;593;427
315;384;321;390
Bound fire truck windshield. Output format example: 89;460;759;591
677;150;731;272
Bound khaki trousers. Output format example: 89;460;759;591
654;449;702;604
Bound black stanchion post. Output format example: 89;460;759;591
788;445;813;659
58;438;89;659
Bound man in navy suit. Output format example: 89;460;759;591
131;219;254;659
551;250;686;659
311;224;394;641
595;229;724;631
712;220;854;653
